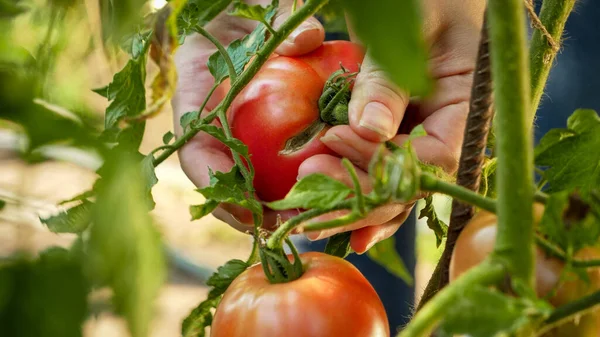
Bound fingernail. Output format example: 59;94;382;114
320;133;341;144
359;102;394;139
286;21;321;43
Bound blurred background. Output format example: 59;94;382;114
1;0;598;336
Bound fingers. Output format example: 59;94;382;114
348;53;410;142
350;209;412;254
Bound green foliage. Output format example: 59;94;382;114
94;30;153;149
191;166;262;219
267;174;352;210
366;236;413;285
438;286;551;337
0;199;5;210
342;0;431;94
370;144;421;202
88;151;166;337
418;196;448;247
324;232;353;258
539;191;600;255
190;200;219;220
182;259;248;337
0;247;88;337
479;157;498;198
176;0;233;42
229;1;272;23
205;3;276;84
535;109;600;197
0;0;28;18
40;201;93;234
162;130;174;144
98;0;147;43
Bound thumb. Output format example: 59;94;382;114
272;2;324;55
348;54;410;142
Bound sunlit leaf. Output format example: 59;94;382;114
366;236;413;285
40;201;92;234
342;0;431;94
267;174;352;210
88;151;166;337
176;0;233;42
418;196;447;247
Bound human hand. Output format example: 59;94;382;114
172;0;325;232
298;0;487;253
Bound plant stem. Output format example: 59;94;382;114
153;83;218;167
529;0;577;115
420;173;496;214
536;235;600;268
538;290;600;335
488;0;535;286
343;159;365;214
261;19;277;36
266;199;354;250
302;212;361;231
217;109;253;190
194;24;237;83
398;261;506;337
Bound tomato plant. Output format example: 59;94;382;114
228;41;364;202
449;205;600;336
211;252;389;337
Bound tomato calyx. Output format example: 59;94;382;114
279;119;327;155
258;238;304;284
318;64;359;126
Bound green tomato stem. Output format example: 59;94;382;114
397;261;506;337
488;0;535;286
420;173;496;214
538;289;600;336
266;199;355;250
342;158;366;215
152;83;219;167
194;24;237;83
529;0;577;116
302;212;361;232
535;235;600;268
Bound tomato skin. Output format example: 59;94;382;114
449;204;600;336
211;252;389;337
228;41;365;202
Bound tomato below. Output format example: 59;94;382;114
228;41;365;202
211;252;389;337
449;204;600;336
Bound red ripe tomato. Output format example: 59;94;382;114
228;41;364;202
210;252;389;337
449;204;600;336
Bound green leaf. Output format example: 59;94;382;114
267;174;353;210
535;109;600;197
197;123;249;157
342;0;430;94
438;286;550;337
229;1;270;22
180;110;199;131
324;232;353;258
190;200;219;220
58;190;95;205
195;167;262;216
539;191;600;254
182;259;248;337
88;151;166;337
94;30;152;149
141;154;158;209
206;4;276;84
0;247;88;337
40;201;92;234
176;0;233;42
418;196;448;247
0;199;5;210
408;124;427;141
98;0;147;43
366;236;413;285
162;131;174;144
0;0;28;19
479;157;498;198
